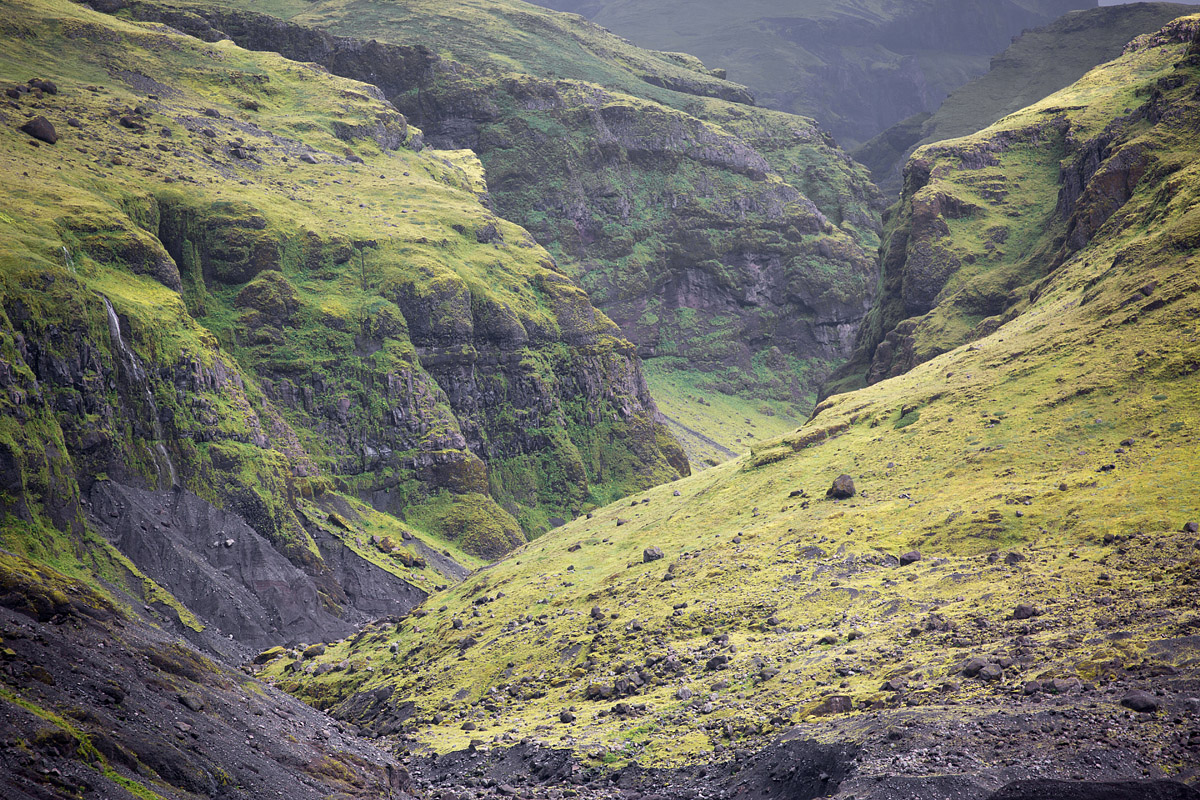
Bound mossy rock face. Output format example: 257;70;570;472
423;492;526;560
235;270;299;325
159;197;281;286
63;214;182;291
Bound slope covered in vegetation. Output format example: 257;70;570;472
0;0;692;645
268;16;1200;794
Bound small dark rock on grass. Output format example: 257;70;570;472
899;550;921;566
1013;603;1038;620
643;546;664;563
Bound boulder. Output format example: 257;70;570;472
899;550;921;566
643;546;664;563
962;657;989;677
826;474;856;499
1120;690;1160;713
978;664;1003;682
19;116;57;144
1013;603;1038;620
810;695;853;716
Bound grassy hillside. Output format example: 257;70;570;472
111;0;884;462
525;0;1094;149
0;0;692;635
264;17;1200;788
855;2;1199;194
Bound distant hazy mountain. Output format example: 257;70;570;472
525;0;1094;148
855;2;1200;194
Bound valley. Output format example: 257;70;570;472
0;1;1198;799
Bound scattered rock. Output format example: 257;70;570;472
643;546;664;563
1120;690;1160;713
810;695;852;716
302;643;326;658
1049;677;1081;694
558;710;575;723
705;655;729;671
1184;521;1199;534
177;693;204;712
29;78;57;95
899;550;921;567
826;474;855;499
19;116;57;144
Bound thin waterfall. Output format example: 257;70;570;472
102;297;178;489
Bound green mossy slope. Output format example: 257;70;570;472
265;19;1200;777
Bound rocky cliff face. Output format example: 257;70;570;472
117;0;883;453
